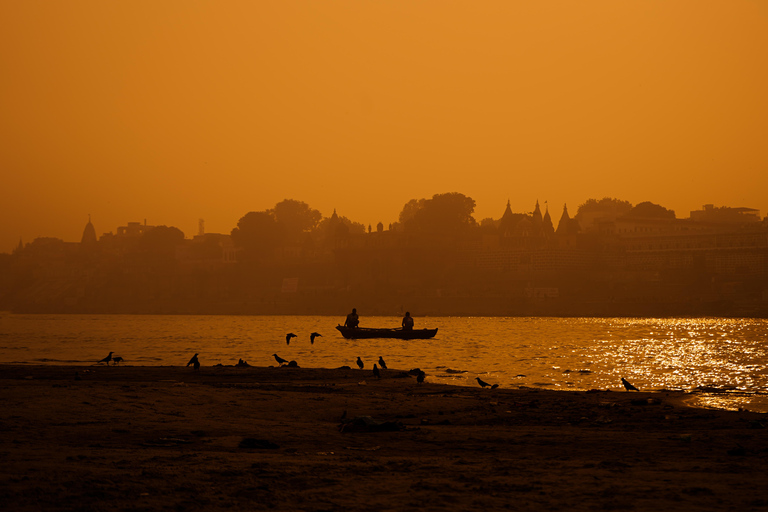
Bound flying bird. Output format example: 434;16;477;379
187;353;200;370
97;352;113;365
273;353;288;365
416;370;426;384
373;363;381;379
621;377;639;391
378;356;387;370
112;356;124;366
286;333;297;345
310;332;322;344
356;357;364;369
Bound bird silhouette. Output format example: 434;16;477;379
97;352;113;365
416;370;426;383
286;333;297;345
378;356;388;370
356;357;364;369
273;353;288;365
310;332;322;344
621;377;639;391
476;377;496;388
373;363;381;379
187;353;200;370
112;356;124;366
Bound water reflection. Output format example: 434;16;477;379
1;313;766;411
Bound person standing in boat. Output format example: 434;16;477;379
344;308;359;328
402;311;414;330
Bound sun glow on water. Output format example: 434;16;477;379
1;313;766;411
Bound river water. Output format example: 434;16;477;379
1;313;766;412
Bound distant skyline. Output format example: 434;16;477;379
2;1;767;253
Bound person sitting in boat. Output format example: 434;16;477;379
402;311;414;330
344;308;359;328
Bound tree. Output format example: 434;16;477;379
575;197;632;220
399;192;477;235
624;201;676;219
230;211;280;259
271;199;322;243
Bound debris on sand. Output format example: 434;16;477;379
338;416;405;433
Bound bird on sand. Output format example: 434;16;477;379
476;377;498;389
112;356;123;366
187;353;200;370
356;357;364;369
378;356;388;370
373;363;381;379
416;370;426;384
310;332;322;344
621;377;639;391
286;333;297;345
273;353;288;365
97;352;113;365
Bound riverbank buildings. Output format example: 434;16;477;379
2;202;766;317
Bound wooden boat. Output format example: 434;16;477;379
335;325;438;340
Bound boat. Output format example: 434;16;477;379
335;325;438;340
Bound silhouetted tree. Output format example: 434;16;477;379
575;197;632;220
398;199;425;225
271;199;322;244
231;211;280;260
399;193;477;236
624;201;676;219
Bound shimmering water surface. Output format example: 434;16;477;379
1;314;766;412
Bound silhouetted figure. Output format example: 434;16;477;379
97;352;113;365
402;311;414;331
286;333;297;345
187;353;200;371
112;356;123;366
373;363;381;379
416;370;426;383
378;356;387;370
345;308;359;328
356;356;364;369
476;377;495;388
622;377;639;391
310;332;322;344
273;353;288;365
75;371;81;381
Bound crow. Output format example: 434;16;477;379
97;352;113;365
373;363;381;379
112;356;123;366
378;356;388;370
286;333;297;345
356;356;364;369
476;377;495;388
187;353;200;371
273;353;288;365
310;332;322;344
621;377;639;391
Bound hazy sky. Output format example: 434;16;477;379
2;1;767;253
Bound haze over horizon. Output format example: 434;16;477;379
2;1;767;253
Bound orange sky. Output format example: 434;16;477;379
1;1;767;253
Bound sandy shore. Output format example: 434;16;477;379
1;364;767;511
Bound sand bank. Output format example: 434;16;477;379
1;364;767;511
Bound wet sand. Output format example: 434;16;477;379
1;364;767;511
